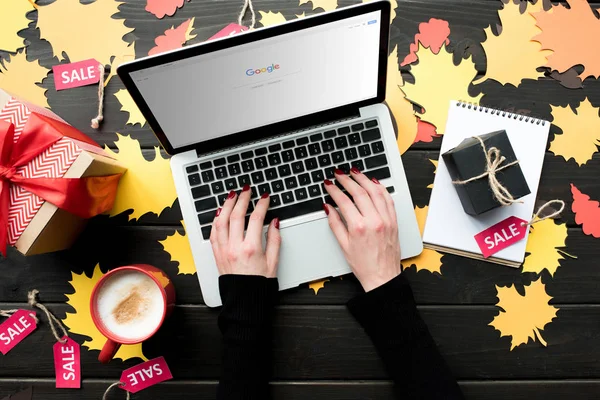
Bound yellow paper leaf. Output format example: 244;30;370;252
0;0;35;53
549;99;600;166
159;221;197;275
308;279;329;294
63;264;148;361
114;89;146;127
427;159;438;189
522;218;570;277
401;206;443;273
403;43;482;134
474;1;551;87
363;0;397;23
104;134;177;221
489;278;558;350
0;49;49;107
387;46;418;155
37;0;134;67
299;0;338;12
296;12;306;19
105;41;136;87
259;11;287;27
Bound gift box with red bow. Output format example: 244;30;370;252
0;89;126;256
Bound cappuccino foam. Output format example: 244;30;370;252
96;270;165;340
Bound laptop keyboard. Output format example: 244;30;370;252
185;119;395;240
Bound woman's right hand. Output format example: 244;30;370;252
323;168;401;292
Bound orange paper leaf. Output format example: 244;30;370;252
414;119;438;144
401;18;450;66
571;183;600;238
148;18;196;56
533;0;600;79
146;0;189;18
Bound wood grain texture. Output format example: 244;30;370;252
2;379;600;400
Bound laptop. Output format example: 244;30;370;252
117;0;423;307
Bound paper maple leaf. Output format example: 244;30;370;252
114;89;146;127
63;264;148;361
473;0;550;87
401;18;450;67
0;0;35;53
299;0;338;12
259;11;287;27
0;49;49;107
427;159;438;189
549;99;600;166
401;206;443;274
308;279;329;294
36;0;134;67
146;0;190;19
522;218;571;276
414;119;439;144
387;46;418;155
571;184;600;238
363;0;397;23
489;278;558;350
148;18;196;56
403;43;482;135
159;222;197;275
104;134;177;221
533;0;600;80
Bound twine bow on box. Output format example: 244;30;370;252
0;118;122;256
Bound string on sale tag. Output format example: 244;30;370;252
28;289;68;344
91;65;106;129
237;0;256;29
103;382;130;400
521;199;565;227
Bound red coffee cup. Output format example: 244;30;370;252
90;264;175;364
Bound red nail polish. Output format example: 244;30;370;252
350;167;361;174
261;192;270;199
334;168;344;175
273;218;280;229
322;203;329;215
227;190;236;199
242;184;250;192
215;208;222;217
324;179;334;186
371;177;380;184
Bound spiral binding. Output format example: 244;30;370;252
455;101;546;126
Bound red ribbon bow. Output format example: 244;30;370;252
0;116;122;256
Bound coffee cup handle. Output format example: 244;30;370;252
99;339;121;364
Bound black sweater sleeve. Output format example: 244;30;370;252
347;273;464;399
217;275;279;400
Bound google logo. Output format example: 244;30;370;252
246;64;280;76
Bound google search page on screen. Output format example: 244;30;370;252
131;10;381;149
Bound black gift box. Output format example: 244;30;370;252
442;130;530;215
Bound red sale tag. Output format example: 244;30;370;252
474;216;528;258
0;310;37;355
52;59;102;90
208;23;248;40
120;356;173;394
53;337;81;388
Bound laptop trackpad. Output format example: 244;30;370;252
272;216;351;290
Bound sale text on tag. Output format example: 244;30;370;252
208;23;248;40
0;310;37;355
120;356;173;393
54;336;81;388
52;59;102;91
474;216;528;258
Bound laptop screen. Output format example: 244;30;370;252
129;10;382;150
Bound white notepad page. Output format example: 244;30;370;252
423;101;550;264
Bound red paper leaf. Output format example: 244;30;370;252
571;183;600;238
401;18;450;66
148;18;196;56
145;0;190;19
414;119;439;143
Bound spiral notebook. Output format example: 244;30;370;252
423;101;551;267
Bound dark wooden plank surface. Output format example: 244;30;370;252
2;0;600;398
